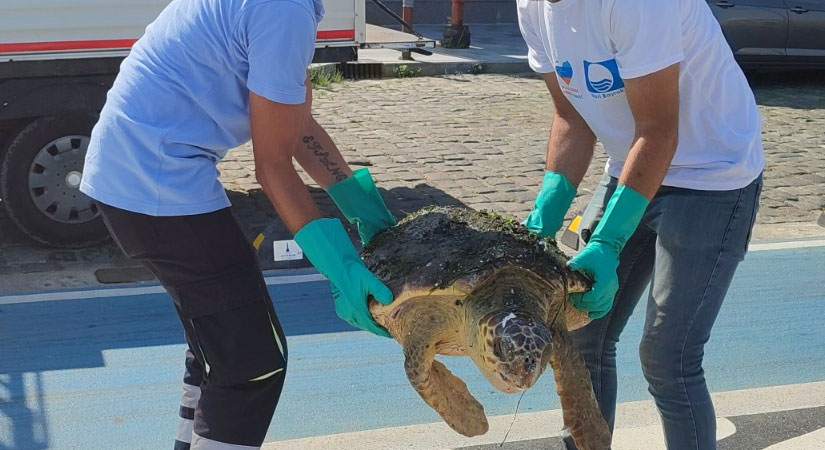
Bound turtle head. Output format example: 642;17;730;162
473;310;553;392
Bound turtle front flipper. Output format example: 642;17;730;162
564;268;594;331
410;359;487;437
549;325;612;450
397;300;488;437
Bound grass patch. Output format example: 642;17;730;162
310;66;343;89
468;63;485;75
394;64;421;78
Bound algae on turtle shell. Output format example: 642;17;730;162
363;206;576;296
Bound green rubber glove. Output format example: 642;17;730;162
295;218;394;337
523;171;577;238
567;185;649;319
326;168;397;245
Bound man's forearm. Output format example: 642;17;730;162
293;117;354;188
249;89;321;234
256;161;322;234
545;115;597;187
617;131;678;200
619;63;680;200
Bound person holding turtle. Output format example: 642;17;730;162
80;0;396;448
517;0;764;448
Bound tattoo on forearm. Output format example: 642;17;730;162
303;136;348;182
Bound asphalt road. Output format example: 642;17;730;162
1;240;824;450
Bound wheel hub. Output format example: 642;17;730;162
65;171;83;188
27;135;99;224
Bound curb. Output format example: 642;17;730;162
311;59;532;79
380;60;532;78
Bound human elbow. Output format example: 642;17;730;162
636;120;678;152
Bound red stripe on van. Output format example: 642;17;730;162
317;29;355;40
0;30;356;54
0;39;137;53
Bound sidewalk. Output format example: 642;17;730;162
355;23;532;76
265;381;825;450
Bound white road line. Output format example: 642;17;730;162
749;239;825;252
264;273;326;285
1;238;822;305
0;273;327;305
765;427;825;449
263;381;825;450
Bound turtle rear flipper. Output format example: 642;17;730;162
549;326;612;450
398;299;488;437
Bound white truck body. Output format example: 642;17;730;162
0;0;367;62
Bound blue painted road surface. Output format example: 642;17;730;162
1;241;824;449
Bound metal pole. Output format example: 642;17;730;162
400;0;414;60
443;0;469;48
369;0;424;38
450;0;464;27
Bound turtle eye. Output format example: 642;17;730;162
492;337;514;361
492;339;504;359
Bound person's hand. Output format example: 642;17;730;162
329;263;393;337
326;168;396;245
524;171;577;238
567;240;620;319
295;218;394;337
567;185;649;319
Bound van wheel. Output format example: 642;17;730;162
0;115;110;248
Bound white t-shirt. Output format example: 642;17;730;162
517;0;764;191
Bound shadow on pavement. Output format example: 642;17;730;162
718;406;825;450
231;183;467;270
747;69;825;110
0;290;183;450
0;261;356;448
0;196;127;277
0;373;48;450
0;183;465;449
0;183;467;283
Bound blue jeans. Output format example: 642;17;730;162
563;174;762;450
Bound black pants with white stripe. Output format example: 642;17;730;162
99;203;288;450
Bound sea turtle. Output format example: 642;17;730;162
362;206;611;450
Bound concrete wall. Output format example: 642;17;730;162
366;0;518;26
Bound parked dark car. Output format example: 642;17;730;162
709;0;825;68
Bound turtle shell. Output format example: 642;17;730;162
362;206;592;329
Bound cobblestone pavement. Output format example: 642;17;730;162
1;71;823;287
220;72;825;240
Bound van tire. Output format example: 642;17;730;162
0;115;110;248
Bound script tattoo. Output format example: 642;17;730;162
303;136;348;182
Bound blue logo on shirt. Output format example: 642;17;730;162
584;59;625;95
555;61;573;85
